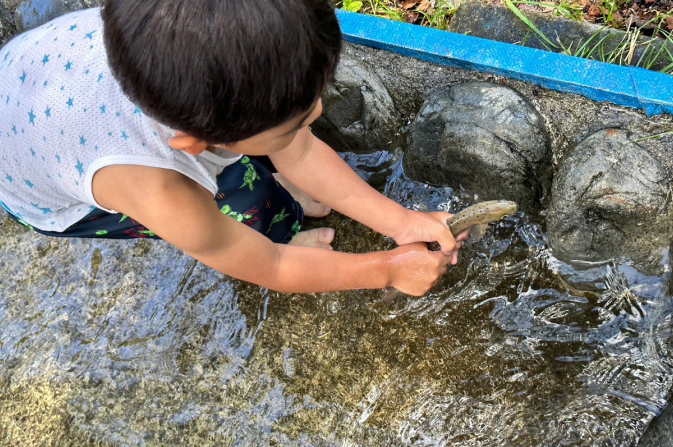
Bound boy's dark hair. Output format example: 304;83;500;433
102;0;341;144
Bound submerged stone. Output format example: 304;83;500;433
311;54;402;154
404;82;552;211
547;129;671;265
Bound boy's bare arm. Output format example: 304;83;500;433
92;165;451;294
269;128;461;255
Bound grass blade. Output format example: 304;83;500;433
504;0;558;49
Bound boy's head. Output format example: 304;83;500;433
102;0;341;146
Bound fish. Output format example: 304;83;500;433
382;200;518;302
445;199;518;238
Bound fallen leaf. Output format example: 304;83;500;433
418;0;433;12
588;4;602;17
667;16;673;30
401;1;418;10
632;16;650;27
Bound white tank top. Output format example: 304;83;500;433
0;8;241;231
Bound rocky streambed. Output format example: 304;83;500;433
315;45;673;268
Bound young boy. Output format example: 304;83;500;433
0;0;463;295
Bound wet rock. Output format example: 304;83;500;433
311;53;402;154
0;9;17;46
404;82;551;211
547;129;671;264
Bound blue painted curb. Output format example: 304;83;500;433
336;10;673;116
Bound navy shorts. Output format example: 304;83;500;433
9;156;303;244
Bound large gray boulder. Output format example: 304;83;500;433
547;129;671;264
403;82;551;211
311;54;402;154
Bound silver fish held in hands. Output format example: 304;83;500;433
383;200;518;302
445;199;518;238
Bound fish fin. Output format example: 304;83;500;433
470;224;488;238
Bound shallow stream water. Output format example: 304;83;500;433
1;152;672;446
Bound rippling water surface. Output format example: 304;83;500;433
0;152;671;446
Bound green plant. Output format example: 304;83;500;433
510;0;583;22
343;0;364;13
555;29;615;59
361;0;405;22
504;0;558;49
416;0;461;30
507;2;673;74
632;131;673;143
598;0;626;26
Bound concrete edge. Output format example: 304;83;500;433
336;10;673;116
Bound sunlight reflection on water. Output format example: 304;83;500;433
0;152;671;446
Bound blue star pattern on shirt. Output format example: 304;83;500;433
31;203;53;214
0;8;212;232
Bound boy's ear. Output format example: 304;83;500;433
168;132;208;155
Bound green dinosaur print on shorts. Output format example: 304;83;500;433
221;204;255;223
239;156;261;191
291;220;301;237
95;230;109;236
266;208;290;234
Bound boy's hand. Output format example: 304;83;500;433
387;243;454;296
392;210;467;259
